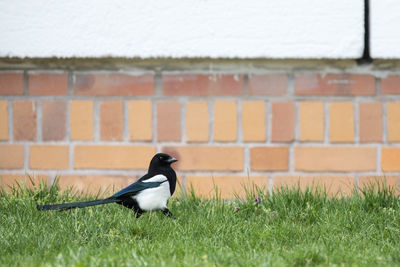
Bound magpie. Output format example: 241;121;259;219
37;153;178;218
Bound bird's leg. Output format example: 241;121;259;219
119;198;144;218
134;210;143;218
162;208;176;219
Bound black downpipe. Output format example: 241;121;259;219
357;0;372;64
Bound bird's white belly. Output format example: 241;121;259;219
134;181;171;211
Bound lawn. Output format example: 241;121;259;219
1;179;400;266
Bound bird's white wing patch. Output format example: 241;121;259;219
142;174;167;183
134;180;171;211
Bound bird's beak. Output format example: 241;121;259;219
167;157;178;163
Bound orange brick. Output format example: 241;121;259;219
273;176;355;197
381;148;400;172
58;175;137;196
186;176;269;199
271;102;294;142
388;102;400;142
13;100;36;141
28;72;67;95
250;147;288;171
329;102;354;143
100;101;123;141
295;73;375;96
242;101;266;142
299;102;324;142
248;74;287;95
359;176;398;194
163;74;243;96
163;146;243;171
0;145;24;169
0;101;8;140
30;145;69;170
0;72;24;95
186;101;209;142
74;146;155;169
295;147;376;171
74;73;154;96
359;102;382;143
214;101;237;142
70;101;93;141
42;101;66;141
0;174;49;191
381;75;400;94
128;100;152;141
157;101;181;142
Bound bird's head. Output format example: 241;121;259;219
149;153;178;170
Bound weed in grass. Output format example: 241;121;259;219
0;177;399;266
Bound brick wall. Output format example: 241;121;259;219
1;64;400;198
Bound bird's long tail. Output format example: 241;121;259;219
36;197;118;211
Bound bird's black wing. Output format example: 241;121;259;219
112;179;165;198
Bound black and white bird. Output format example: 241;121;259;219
37;153;178;218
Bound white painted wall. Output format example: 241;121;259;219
0;0;364;58
370;0;400;59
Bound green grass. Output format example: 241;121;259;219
1;178;400;266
